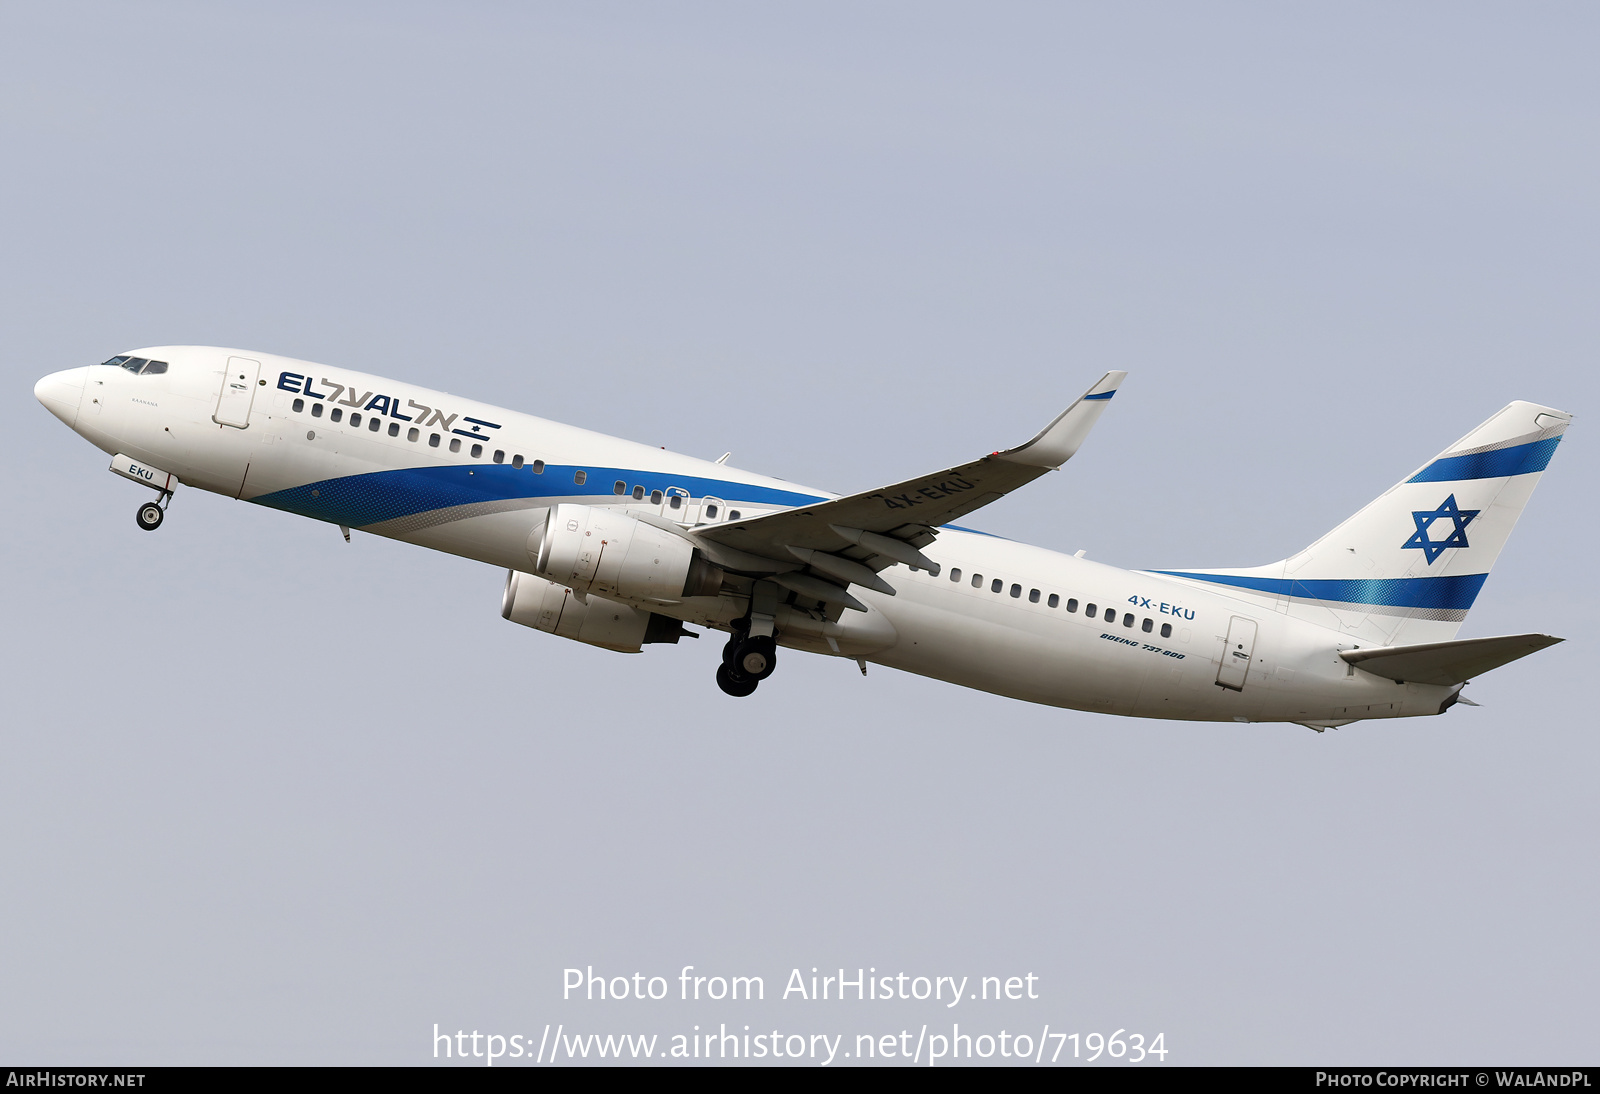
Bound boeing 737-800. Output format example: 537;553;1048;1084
34;348;1569;729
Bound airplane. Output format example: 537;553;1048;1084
33;347;1569;730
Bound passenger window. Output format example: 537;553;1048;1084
1009;584;1021;598
387;422;399;437
369;417;382;432
574;470;587;485
1142;618;1153;633
350;413;362;427
1160;623;1172;638
311;403;324;418
991;579;1002;593
1123;613;1135;628
650;490;663;505
330;408;343;423
429;433;440;447
705;504;718;519
614;481;627;495
1028;589;1040;603
512;454;524;468
928;563;941;577
449;438;461;453
470;444;483;458
669;495;682;510
1048;593;1059;608
633;485;645;500
532;460;544;473
729;510;741;520
408;427;419;442
1086;604;1097;618
950;568;962;582
493;450;504;463
292;398;305;413
1066;598;1078;613
971;574;983;588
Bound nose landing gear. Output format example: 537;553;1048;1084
135;492;172;531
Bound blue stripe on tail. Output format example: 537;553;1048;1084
1408;436;1561;483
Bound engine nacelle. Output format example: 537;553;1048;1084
501;571;687;653
533;503;723;602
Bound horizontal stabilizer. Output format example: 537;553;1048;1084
1340;633;1562;685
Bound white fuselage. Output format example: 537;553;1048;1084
37;347;1450;726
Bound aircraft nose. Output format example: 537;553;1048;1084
35;367;88;428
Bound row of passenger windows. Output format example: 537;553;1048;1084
293;396;548;466
290;396;743;518
98;355;168;374
294;396;550;467
932;565;1175;638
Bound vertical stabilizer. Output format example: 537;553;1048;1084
1149;401;1571;647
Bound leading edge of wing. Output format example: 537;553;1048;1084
693;370;1126;566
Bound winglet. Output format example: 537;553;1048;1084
995;370;1126;469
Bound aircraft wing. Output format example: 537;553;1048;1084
691;371;1125;606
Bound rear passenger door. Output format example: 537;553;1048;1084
1216;616;1258;691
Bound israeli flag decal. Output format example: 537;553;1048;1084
1402;494;1480;564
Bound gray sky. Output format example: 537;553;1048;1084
2;1;1594;1065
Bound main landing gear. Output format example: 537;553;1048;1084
135;492;172;531
716;625;777;697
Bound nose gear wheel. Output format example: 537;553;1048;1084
135;494;170;531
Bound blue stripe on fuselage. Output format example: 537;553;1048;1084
251;464;827;528
1407;436;1561;483
1148;571;1489;611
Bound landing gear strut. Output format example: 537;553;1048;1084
135;492;171;532
715;583;784;697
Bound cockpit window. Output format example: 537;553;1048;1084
95;356;166;374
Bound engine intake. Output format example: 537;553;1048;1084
533;503;723;601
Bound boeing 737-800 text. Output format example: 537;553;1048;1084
34;348;1569;729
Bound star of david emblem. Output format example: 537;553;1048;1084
1402;493;1480;564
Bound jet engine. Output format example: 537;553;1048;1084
501;570;690;653
532;502;723;602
